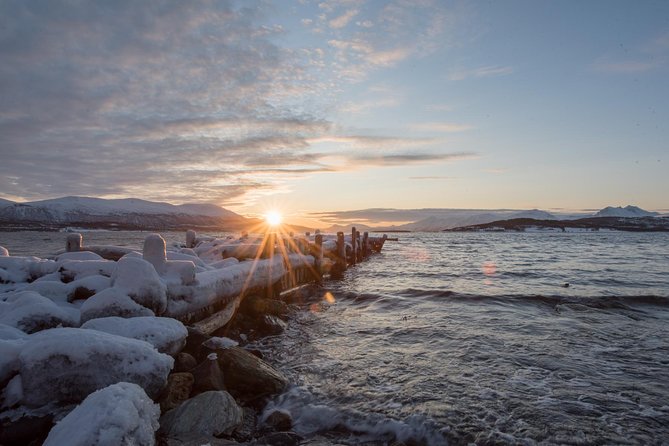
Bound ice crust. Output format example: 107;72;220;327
81;316;187;356
18;327;173;406
43;382;160;446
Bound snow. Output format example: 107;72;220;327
0;246;8;256
112;257;167;315
80;288;155;323
81;316;187;356
0;291;79;333
57;259;117;281
1;374;23;409
202;336;238;350
56;251;104;262
18;327;173;406
67;275;113;301
594;205;659;218
0;256;57;284
0;338;25;384
43;382;160;446
0;323;28;340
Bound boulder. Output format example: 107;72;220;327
18;327;173;406
183;326;211;360
160;373;194;412
264;409;293;432
216;347;288;400
81;316;187;356
43;382;160;446
241;295;289;319
0;291;78;334
191;354;226;394
257;314;288;336
159;391;243;438
112;257;167;315
79;287;155;323
174;352;198;372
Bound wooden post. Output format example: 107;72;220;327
356;230;362;262
66;233;82;252
186;230;197;248
362;232;369;258
350;227;357;266
334;231;346;276
314;234;323;281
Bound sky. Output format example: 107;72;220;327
1;0;668;227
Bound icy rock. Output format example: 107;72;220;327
0;291;79;333
0;256;58;284
0;323;28;340
0;338;25;384
202;336;238;350
43;382;160;446
81;316;187;356
0;246;8;256
18;327;173;406
112;257;167;315
159;391;243;438
56;251;104;262
1;374;23;409
57;259;116;281
23;279;70;302
80;287;155;323
67;275;112;302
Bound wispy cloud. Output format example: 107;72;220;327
449;65;514;81
410;122;473;133
329;9;359;29
408;176;455;180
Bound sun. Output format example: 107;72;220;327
265;210;283;227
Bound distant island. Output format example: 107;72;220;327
444;216;669;233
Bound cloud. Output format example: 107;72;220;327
408;176;454;180
449;65;514;81
329;9;359;29
409;122;473;133
591;59;656;74
351;152;476;166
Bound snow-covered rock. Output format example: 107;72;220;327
56;251;104;262
0;291;79;333
18;327;173;406
80;288;154;323
159;391;243;438
0;338;25;384
0;246;8;256
0;256;57;284
57;259;116;281
43;382;160;446
81;316;187;356
0;323;29;340
67;275;112;301
112;257;167;315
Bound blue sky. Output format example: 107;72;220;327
1;0;667;225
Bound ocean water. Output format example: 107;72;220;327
2;231;668;445
255;232;669;445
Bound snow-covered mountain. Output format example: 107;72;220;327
0;196;245;230
594;205;658;218
392;209;558;231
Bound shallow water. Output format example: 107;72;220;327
256;232;669;445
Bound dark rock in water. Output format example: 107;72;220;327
161;433;242;445
174;352;198;372
159;391;243;438
241;295;289;319
253;432;302;446
264;409;293;432
0;414;53;446
257;315;287;336
191;354;226;394
216;347;288;401
160;372;194;412
230;407;257;443
183;326;211;361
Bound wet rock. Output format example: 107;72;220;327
241;295;289;319
160;372;194;412
253;432;302;446
174;352;198;372
162;434;243;445
230;407;257;443
183;326;211;360
191;354;226;394
0;414;53;446
264;409;293;432
257;315;287;336
216;347;288;401
159;391;243;438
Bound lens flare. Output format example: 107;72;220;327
265;211;282;226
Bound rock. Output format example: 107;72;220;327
162;433;242;445
174;352;198;372
191;354;226;394
241;295;289;319
253;432;302;446
264;409;293;432
0;291;78;334
79;287;154;323
43;382;160;446
159;391;243;438
216;347;288;401
231;407;257;443
0;414;53;446
183;326;211;360
112;257;167;315
257;314;287;336
19;327;173;406
81;316;187;356
160;373;194;412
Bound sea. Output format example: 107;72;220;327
1;230;668;445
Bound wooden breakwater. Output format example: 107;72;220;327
64;227;392;334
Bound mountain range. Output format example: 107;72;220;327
0;197;664;232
